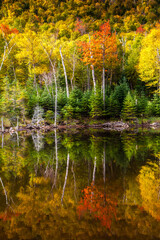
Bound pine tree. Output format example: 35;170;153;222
121;92;136;121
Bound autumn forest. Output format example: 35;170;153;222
0;1;160;240
0;0;159;127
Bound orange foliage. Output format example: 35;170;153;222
77;21;118;70
0;24;19;36
136;25;145;34
77;184;117;230
75;18;87;35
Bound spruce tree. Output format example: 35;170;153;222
121;92;136;121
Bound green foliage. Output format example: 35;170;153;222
121;92;136;121
81;90;91;115
151;94;160;116
45;110;54;123
39;88;54;112
106;93;120;118
136;92;148;116
57;89;67;110
61;88;83;119
106;80;129;118
61;105;74;120
89;88;104;118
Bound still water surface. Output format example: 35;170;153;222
0;129;160;240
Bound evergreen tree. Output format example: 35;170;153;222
89;88;104;118
121;92;136;121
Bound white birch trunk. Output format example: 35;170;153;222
60;47;69;98
54;129;58;187
0;177;8;205
41;45;58;127
1;117;4;132
89;34;96;93
71;49;76;90
61;152;70;204
92;157;97;184
2;133;4;148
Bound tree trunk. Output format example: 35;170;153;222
0;177;9;205
1;117;4;132
87;65;90;90
54;129;58;187
60;47;69;98
61;153;70;204
89;34;96;93
92;157;97;184
41;45;58;127
2;134;4;148
71;49;76;90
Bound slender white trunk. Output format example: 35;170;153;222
1;117;4;132
87;65;90;90
2;133;4;148
41;45;58;127
91;65;96;92
121;36;126;72
53;69;58;127
61;152;70;204
92;157;97;184
0;177;8;205
71;49;76;90
0;36;15;72
60;47;69;98
54;129;58;187
16;116;19;130
71;161;77;202
89;34;96;93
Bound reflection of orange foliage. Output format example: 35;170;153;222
77;184;117;230
0;210;20;221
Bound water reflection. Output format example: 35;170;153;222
0;130;160;239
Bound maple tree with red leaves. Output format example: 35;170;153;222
78;21;118;103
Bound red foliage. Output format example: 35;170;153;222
136;25;145;34
75;18;87;35
77;184;117;230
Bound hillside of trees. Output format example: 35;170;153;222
0;0;160;127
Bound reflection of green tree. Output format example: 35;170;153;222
121;133;137;161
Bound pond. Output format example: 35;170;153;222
0;129;160;240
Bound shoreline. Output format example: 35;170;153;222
1;120;160;133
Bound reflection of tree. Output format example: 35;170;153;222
32;131;44;152
77;184;117;230
121;133;137;161
138;161;160;220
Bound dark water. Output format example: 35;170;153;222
0;129;160;240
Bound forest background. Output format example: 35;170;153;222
0;0;160;127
